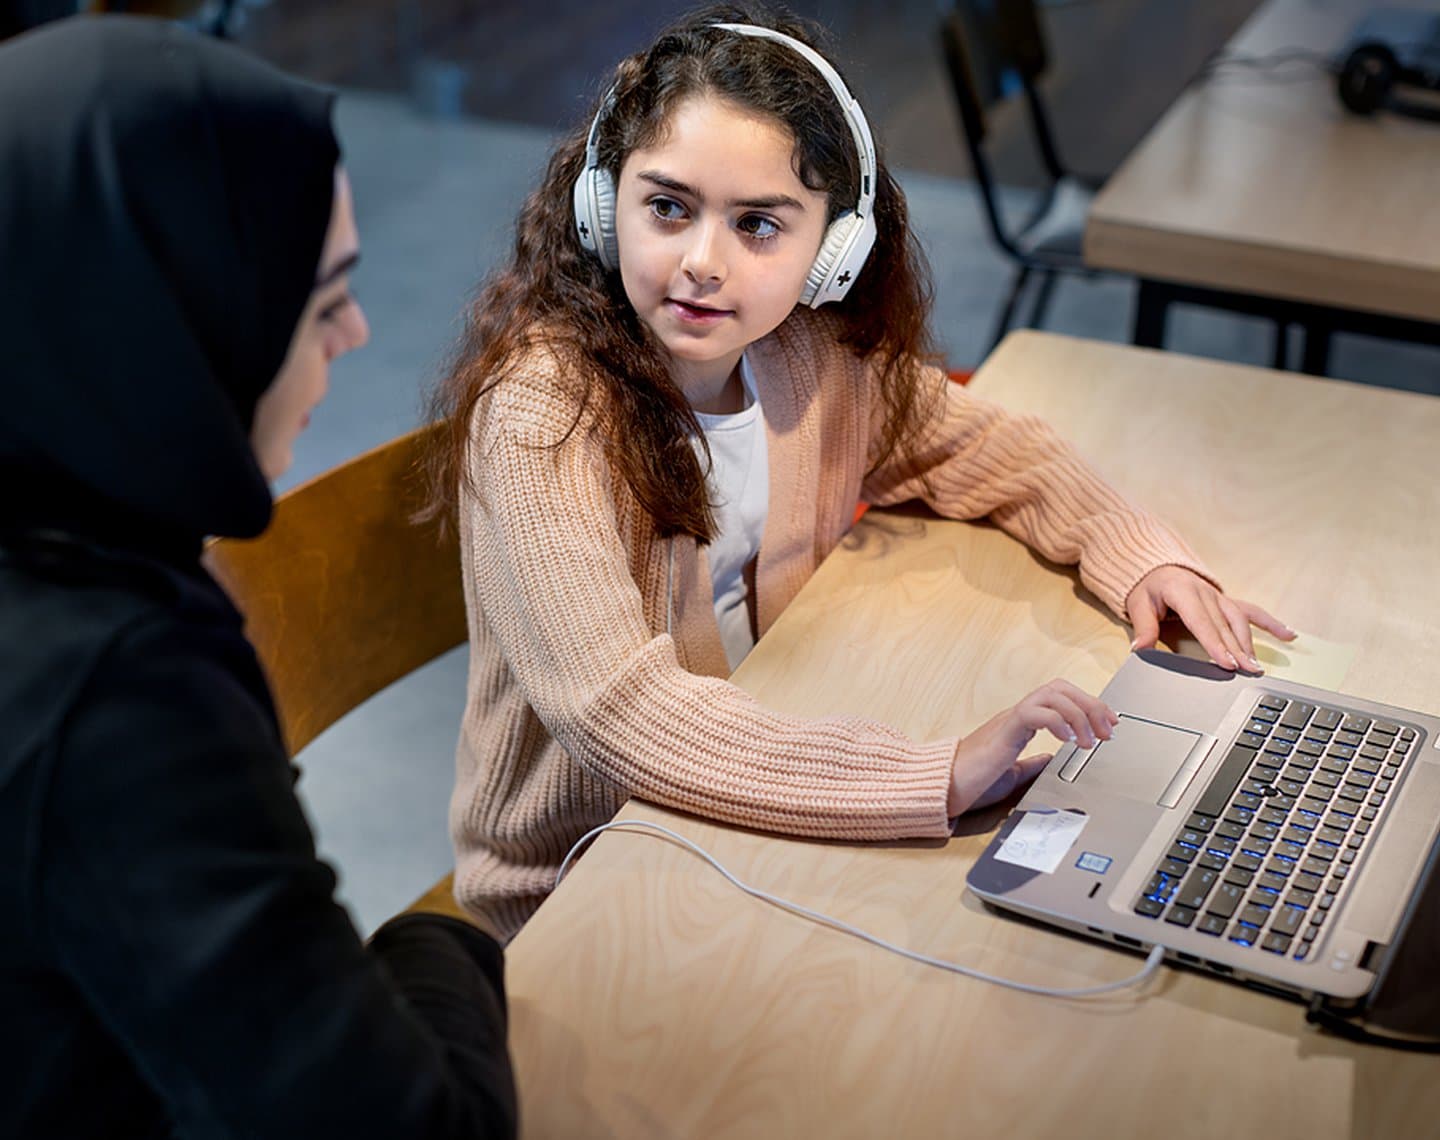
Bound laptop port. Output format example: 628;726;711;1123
1114;934;1142;949
1209;962;1233;975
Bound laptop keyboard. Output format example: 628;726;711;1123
1133;695;1419;961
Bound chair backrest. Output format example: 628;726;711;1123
204;423;466;755
939;1;1065;187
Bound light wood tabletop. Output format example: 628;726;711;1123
503;331;1440;1138
1084;0;1440;325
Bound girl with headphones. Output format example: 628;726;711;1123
424;2;1291;941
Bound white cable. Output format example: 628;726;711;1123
557;819;1166;999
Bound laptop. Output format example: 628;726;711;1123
967;649;1440;1036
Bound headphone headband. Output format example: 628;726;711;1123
583;86;615;173
572;21;879;306
709;23;876;218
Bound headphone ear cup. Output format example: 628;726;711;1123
801;214;856;307
1338;45;1395;115
591;168;619;269
572;166;620;270
801;212;876;308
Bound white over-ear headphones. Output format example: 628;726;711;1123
571;22;879;308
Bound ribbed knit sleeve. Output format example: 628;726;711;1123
461;363;955;847
449;323;1224;939
860;361;1217;619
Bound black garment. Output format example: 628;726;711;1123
1;538;517;1138
0;14;333;540
0;18;516;1138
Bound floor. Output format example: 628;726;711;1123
254;15;1440;935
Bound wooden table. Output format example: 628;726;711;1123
1084;0;1440;372
504;332;1440;1138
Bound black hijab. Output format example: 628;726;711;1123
0;16;338;547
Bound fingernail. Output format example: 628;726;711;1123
1248;655;1264;672
1129;638;1141;651
1226;653;1239;669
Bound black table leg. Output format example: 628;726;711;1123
1133;279;1169;349
1272;322;1290;371
1301;325;1333;376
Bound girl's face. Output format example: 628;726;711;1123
614;94;830;399
250;168;368;481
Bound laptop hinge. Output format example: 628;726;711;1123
1359;939;1386;972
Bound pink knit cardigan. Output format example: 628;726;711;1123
450;311;1210;939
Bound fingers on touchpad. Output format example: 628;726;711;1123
1058;715;1210;806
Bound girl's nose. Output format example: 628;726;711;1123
680;219;726;285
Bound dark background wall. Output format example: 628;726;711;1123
231;0;1263;186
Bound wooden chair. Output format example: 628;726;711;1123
204;423;469;922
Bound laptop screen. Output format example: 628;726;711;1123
1357;830;1440;1039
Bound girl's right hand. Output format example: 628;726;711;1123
947;679;1118;817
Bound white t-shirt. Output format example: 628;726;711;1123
690;356;769;671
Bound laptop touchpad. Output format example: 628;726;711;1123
1058;715;1204;803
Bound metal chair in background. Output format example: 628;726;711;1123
940;1;1297;368
939;0;1110;353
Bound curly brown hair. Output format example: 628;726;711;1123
422;2;942;541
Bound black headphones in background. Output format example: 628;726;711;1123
1337;41;1440;122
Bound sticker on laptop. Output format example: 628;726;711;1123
994;808;1088;874
1075;851;1112;874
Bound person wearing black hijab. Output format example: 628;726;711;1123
0;17;517;1138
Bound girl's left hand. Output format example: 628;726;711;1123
1126;565;1294;673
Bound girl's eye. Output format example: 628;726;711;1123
318;294;354;323
648;196;687;223
737;214;780;240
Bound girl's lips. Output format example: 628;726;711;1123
666;298;733;324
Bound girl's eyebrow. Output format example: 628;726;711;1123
636;170;805;212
